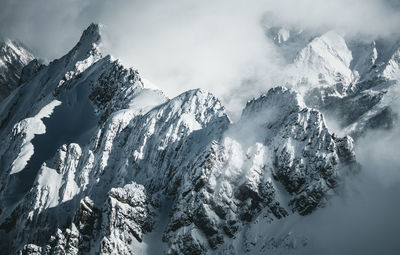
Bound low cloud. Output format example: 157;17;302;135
292;125;400;255
1;0;400;113
287;82;400;255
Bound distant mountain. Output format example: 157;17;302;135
0;39;35;100
266;26;400;138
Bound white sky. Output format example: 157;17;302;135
1;0;399;99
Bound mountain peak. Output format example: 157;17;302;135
0;38;34;61
72;23;102;54
242;86;305;120
61;23;103;71
79;23;102;46
0;38;35;99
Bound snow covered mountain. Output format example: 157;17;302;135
0;22;398;255
266;26;400;139
0;39;35;100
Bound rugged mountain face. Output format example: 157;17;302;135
266;26;400;139
162;87;358;254
0;39;35;100
0;22;397;255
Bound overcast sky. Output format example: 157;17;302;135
1;0;400;101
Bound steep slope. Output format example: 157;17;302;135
0;39;35;100
0;24;167;252
290;31;355;96
6;87;227;254
316;37;400;138
162;87;357;254
12;83;355;255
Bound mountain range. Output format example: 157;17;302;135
0;23;398;254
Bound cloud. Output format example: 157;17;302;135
264;0;400;37
266;116;400;255
97;0;281;104
293;125;400;255
2;0;399;112
290;172;400;255
287;82;400;255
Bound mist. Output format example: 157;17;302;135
286;125;400;255
1;0;400;115
276;83;400;255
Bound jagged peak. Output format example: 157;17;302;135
63;23;103;67
0;37;35;98
242;86;305;119
142;88;229;131
0;38;34;61
176;88;210;99
171;88;225;114
0;38;19;48
161;88;218;110
78;23;102;46
296;30;351;64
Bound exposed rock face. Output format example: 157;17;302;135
18;183;154;255
161;87;358;254
244;87;357;214
100;183;154;252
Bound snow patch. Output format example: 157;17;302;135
10;100;61;174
